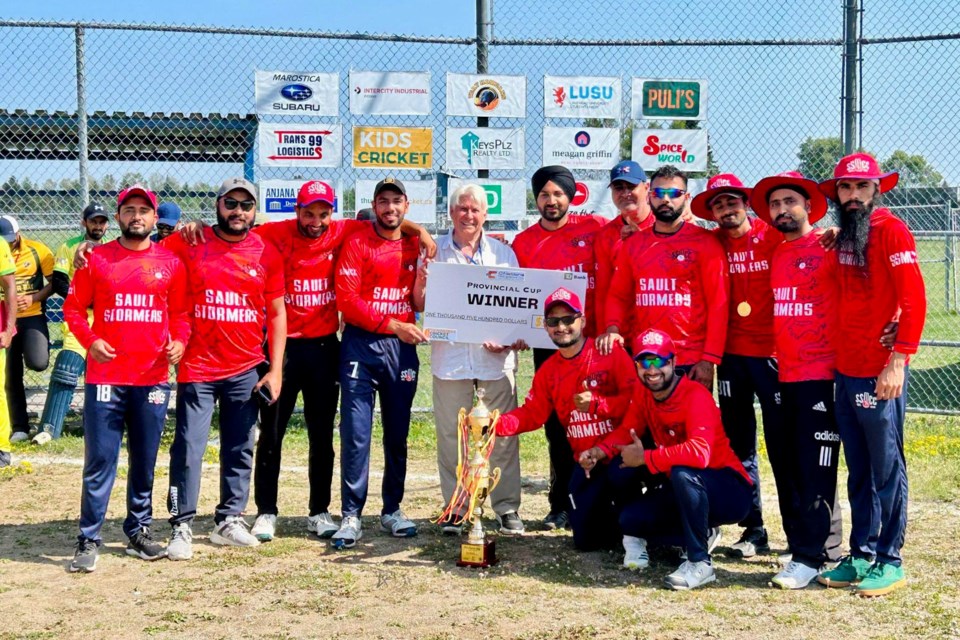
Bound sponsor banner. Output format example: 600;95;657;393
542;127;620;171
259;179;343;221
631;128;708;172
258;123;342;168
355;179;437;224
423;262;588;349
348;70;431;116
446;73;526;118
631;78;708;120
352;126;433;170
447;178;527;221
446;127;525;170
568;180;616;218
544;75;621;119
254;70;339;116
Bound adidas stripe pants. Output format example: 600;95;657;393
779;379;843;568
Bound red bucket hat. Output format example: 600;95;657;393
690;173;753;221
750;171;828;226
818;152;899;201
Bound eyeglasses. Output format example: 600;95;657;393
651;187;687;199
636;354;672;369
156;223;175;231
544;314;581;328
221;197;256;212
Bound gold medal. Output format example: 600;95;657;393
737;301;752;317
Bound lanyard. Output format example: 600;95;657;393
451;235;483;266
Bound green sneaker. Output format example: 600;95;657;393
817;555;874;588
856;562;905;597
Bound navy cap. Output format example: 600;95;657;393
157;202;182;226
82;202;107;220
0;215;18;243
609;160;647;186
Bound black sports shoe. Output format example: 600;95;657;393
726;527;770;558
70;538;99;573
126;528;167;561
542;510;570;531
497;511;525;535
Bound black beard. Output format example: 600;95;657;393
774;216;801;233
120;226;150;240
838;199;874;263
653;203;683;223
216;211;249;236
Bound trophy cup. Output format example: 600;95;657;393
435;389;502;567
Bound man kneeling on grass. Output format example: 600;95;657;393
581;329;753;590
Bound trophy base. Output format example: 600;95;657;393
457;538;498;568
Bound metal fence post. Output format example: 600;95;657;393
476;0;491;180
74;25;90;207
841;0;859;154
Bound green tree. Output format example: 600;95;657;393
883;150;945;187
797;137;845;182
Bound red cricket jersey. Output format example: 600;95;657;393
63;241;190;385
335;224;420;333
512;215;605;336
716;218;781;357
836;208;927;377
606;222;730;365
604;376;751;483
594;214;655;337
255;218;369;338
164;229;285;383
771;231;839;382
496;341;638;461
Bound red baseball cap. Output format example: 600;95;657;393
750;171;829;226
818;152;899;201
298;180;336;208
690;173;753;221
543;287;583;315
117;184;158;210
632;329;675;360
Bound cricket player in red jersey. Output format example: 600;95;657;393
511;165;607;530
165;178;286;559
595;329;753;591
599;165;729;390
687;173;783;559
594;160;653;338
749;171;844;588
817;153;926;596
332;177;426;549
64;184;190;573
496;287;639;551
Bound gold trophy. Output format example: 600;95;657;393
435;388;502;567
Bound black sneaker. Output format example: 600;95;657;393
438;513;463;536
542;510;570;531
497;511;525;535
70;538;99;573
726;527;769;558
126;528;167;561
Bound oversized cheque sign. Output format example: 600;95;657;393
422;263;589;350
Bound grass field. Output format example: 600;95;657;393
0;407;958;640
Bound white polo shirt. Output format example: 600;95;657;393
425;232;519;381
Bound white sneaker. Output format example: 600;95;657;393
9;432;28;443
167;522;193;561
380;509;417;538
210;516;260;547
32;431;52;445
331;515;363;550
306;512;339;539
772;561;820;589
664;560;716;590
680;527;723;561
778;552;794;566
251;514;277;542
623;535;649;570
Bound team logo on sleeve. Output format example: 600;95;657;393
399;368;417;383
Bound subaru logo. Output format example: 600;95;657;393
280;84;313;101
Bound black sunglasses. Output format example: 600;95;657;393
544;314;581;328
221;197;256;212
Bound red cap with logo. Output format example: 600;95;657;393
818;152;899;201
632;328;676;360
117;184;158;210
690;173;753;221
543;287;583;315
297;180;336;208
750;170;829;225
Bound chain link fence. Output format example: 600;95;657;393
0;0;957;414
